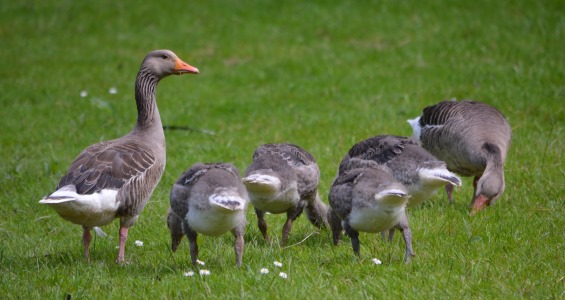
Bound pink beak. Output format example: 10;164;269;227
470;194;490;216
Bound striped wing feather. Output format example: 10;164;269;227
340;136;418;173
176;163;240;187
253;143;317;167
58;141;156;195
419;100;462;126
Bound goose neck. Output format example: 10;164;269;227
134;68;161;129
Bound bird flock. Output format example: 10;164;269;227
39;49;511;266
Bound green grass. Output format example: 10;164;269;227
1;0;564;298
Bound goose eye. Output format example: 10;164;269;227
161;54;169;59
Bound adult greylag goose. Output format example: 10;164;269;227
329;167;412;261
168;163;248;267
39;50;199;263
408;100;511;214
242;143;329;246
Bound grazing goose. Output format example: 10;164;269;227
329;167;412;261
242;143;329;246
337;135;461;261
339;135;462;207
408;100;511;214
168;163;248;267
39;50;199;263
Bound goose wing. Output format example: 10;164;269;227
253;143;317;167
329;169;366;219
419;100;463;126
57;141;156;195
339;136;418;174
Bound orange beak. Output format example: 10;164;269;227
470;194;490;216
174;58;199;75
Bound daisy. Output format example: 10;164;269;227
183;271;194;277
260;268;269;274
279;272;288;279
199;269;211;276
134;240;144;247
372;258;382;265
80;90;88;98
109;87;118;94
196;259;206;266
274;261;283;267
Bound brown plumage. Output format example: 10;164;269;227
408;99;511;214
39;50;199;263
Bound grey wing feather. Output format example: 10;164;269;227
250;143;319;199
58;141;156;195
176;163;210;187
176;162;240;187
419;100;461;126
340;136;418;173
333;168;365;187
282;144;320;198
329;169;365;219
170;183;190;221
254;143;316;167
171;162;241;218
419;100;503;127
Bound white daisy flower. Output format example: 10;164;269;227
199;269;210;276
260;268;269;274
109;87;118;94
279;272;288;279
196;259;205;266
134;240;144;247
274;261;283;267
372;258;382;265
183;271;194;277
80;90;88;98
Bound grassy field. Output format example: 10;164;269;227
1;0;563;298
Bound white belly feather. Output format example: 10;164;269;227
349;203;405;233
187;194;246;236
243;174;299;213
39;185;120;227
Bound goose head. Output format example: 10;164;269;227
166;208;184;251
142;49;199;77
471;143;507;215
471;171;505;215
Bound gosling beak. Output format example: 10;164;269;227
470;194;490;216
174;58;199;75
171;236;182;252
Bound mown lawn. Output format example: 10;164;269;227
0;0;563;298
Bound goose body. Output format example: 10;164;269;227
168;163;248;267
242;143;329;246
338;135;461;207
39;50;199;263
408;100;511;213
329;167;412;260
336;135;461;262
